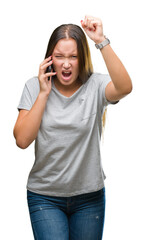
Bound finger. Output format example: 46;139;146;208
81;16;94;30
83;15;88;27
91;20;102;27
40;60;53;71
90;21;102;32
81;19;86;29
49;69;54;82
80;16;87;28
40;56;52;67
83;16;102;29
89;21;99;31
45;71;57;77
46;71;57;81
87;20;94;30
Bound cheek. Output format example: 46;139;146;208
52;60;61;72
74;62;79;75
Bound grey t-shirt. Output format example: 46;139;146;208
18;73;116;197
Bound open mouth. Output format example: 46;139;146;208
62;71;72;81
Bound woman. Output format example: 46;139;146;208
13;16;132;240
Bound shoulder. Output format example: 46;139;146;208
25;76;40;96
89;72;111;84
25;76;39;90
86;72;111;89
24;76;40;103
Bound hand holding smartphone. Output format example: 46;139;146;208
38;56;57;96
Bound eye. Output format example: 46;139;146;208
71;56;77;59
55;55;63;59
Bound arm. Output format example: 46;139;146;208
13;56;56;149
13;93;48;149
101;44;132;102
81;16;132;102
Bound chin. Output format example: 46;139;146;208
57;76;75;86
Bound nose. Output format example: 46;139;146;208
63;58;71;68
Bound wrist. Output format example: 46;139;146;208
94;36;106;45
95;36;110;50
39;91;49;101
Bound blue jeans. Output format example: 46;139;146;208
27;188;106;240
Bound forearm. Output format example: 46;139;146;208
100;43;132;94
14;93;48;149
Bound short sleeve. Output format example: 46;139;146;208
97;73;119;107
17;77;40;111
17;84;32;111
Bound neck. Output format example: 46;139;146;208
53;77;82;97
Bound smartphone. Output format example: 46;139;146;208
46;64;52;81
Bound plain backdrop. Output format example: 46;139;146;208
0;0;146;239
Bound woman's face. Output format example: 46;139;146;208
52;38;79;88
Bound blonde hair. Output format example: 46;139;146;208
102;108;107;140
102;108;107;129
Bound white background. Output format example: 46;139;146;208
0;0;146;239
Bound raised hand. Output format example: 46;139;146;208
81;15;105;44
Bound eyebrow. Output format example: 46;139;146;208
53;51;78;55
